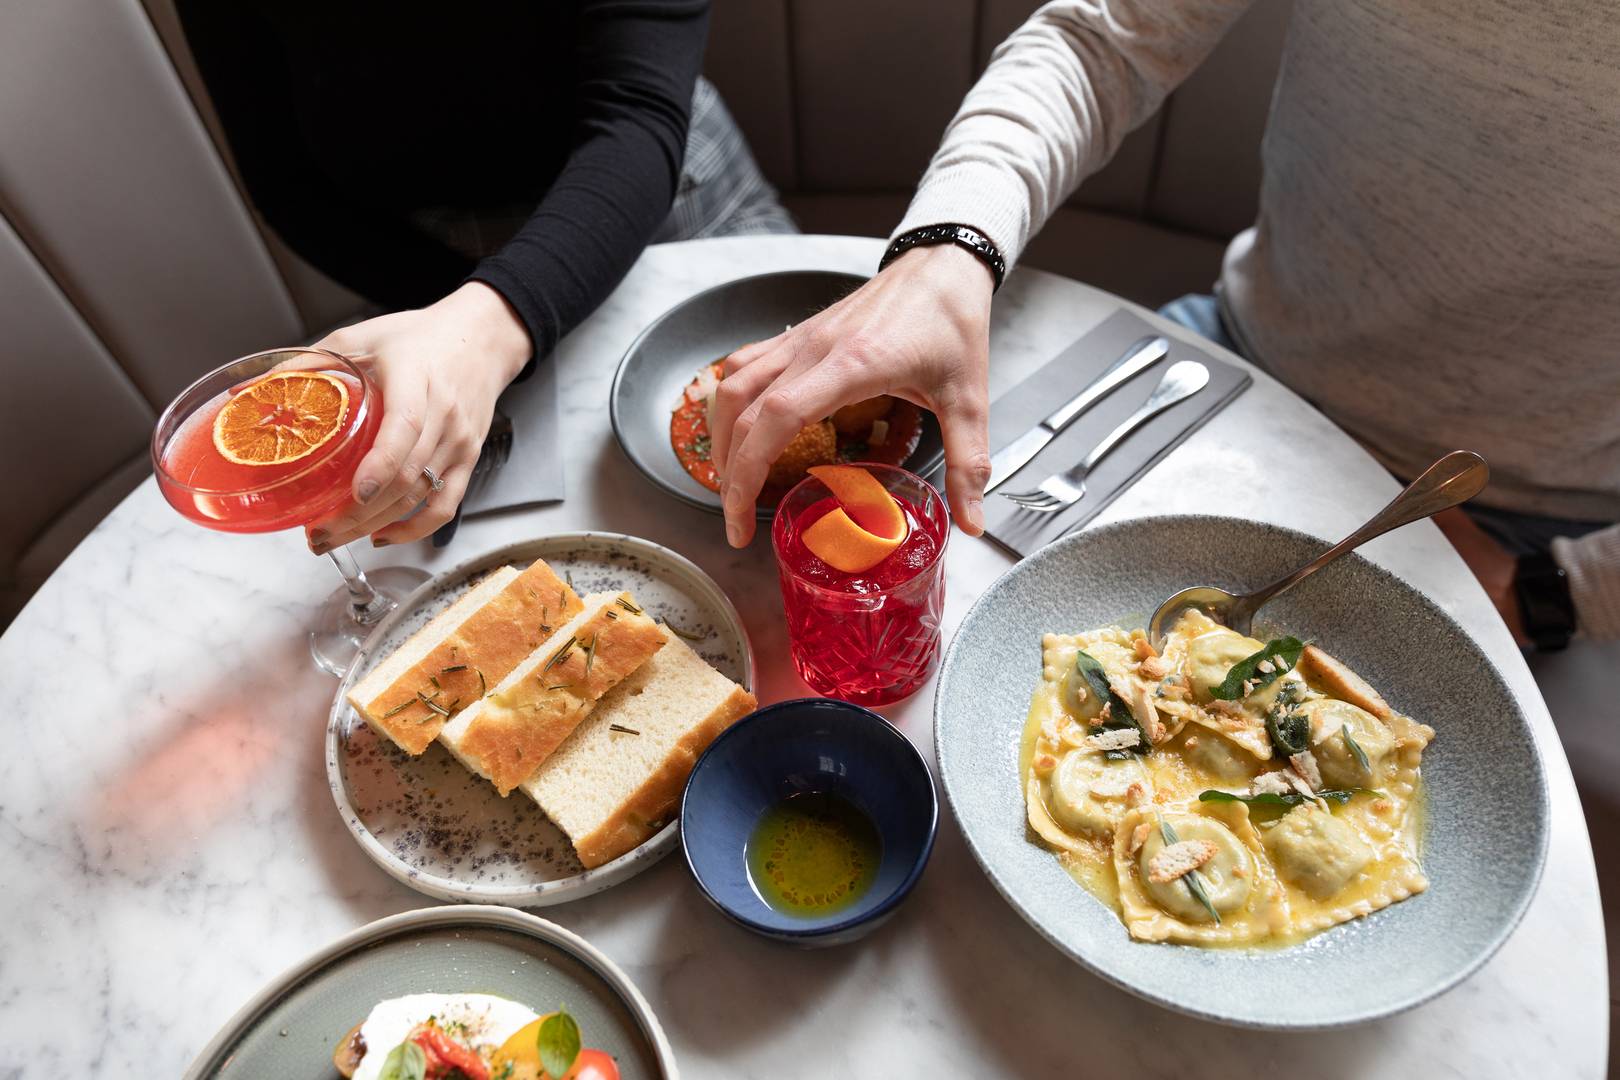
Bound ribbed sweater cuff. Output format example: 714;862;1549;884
1552;524;1620;641
891;158;1033;271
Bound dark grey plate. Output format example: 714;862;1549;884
183;906;676;1079
610;270;943;517
934;514;1549;1029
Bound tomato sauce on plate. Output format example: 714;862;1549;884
670;361;923;504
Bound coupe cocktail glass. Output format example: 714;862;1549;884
771;464;949;707
152;347;429;674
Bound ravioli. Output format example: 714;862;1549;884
1022;615;1430;948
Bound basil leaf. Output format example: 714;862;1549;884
1210;636;1307;701
379;1040;426;1080
1342;725;1371;773
1074;650;1149;752
538;1010;581;1079
1157;817;1220;924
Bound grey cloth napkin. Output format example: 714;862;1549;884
461;355;565;516
940;309;1250;559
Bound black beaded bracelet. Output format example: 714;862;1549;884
880;223;1007;291
1515;551;1576;652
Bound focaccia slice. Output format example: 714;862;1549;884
440;592;665;795
348;559;582;754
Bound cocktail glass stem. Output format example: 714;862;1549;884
308;551;430;677
327;546;394;626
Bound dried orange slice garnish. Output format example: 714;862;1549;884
801;464;909;573
212;371;350;466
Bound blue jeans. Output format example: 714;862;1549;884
1156;293;1605;556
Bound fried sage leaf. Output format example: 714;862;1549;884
1158;818;1220;924
1342;725;1371;773
1198;788;1384;808
1074;649;1149;754
1210;636;1307;701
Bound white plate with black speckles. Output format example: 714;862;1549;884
327;533;754;906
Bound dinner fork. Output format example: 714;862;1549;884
999;360;1210;513
431;407;514;548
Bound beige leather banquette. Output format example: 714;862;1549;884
0;0;1290;625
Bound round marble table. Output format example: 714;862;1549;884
2;236;1605;1078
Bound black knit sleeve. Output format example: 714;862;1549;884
468;0;710;365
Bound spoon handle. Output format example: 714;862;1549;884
1076;360;1211;476
1234;450;1491;626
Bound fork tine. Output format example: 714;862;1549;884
1002;491;1058;510
999;488;1045;505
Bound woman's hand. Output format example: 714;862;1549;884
711;244;996;547
305;282;531;552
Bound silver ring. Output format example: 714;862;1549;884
422;465;445;492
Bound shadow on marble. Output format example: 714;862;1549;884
1529;638;1620;1078
655;867;874;1053
912;824;1404;1077
79;633;312;873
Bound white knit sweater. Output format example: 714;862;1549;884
894;0;1620;639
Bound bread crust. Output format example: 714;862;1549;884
573;685;758;868
351;560;581;754
1300;645;1392;721
459;597;666;794
332;1021;365;1077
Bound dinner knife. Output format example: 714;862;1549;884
982;334;1169;494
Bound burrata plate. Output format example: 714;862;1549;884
183;905;675;1079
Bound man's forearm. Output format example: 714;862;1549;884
895;0;1255;269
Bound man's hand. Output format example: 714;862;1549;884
1434;507;1528;645
305;282;531;552
710;243;996;547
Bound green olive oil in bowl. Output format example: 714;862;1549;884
746;792;882;917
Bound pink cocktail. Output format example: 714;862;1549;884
772;464;949;707
151;347;426;674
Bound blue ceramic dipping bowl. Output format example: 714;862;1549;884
680;698;939;947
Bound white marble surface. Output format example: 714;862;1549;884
0;235;1605;1078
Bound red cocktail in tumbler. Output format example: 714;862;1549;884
771;464;949;707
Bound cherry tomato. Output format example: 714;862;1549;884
412;1026;491;1080
564;1048;619;1080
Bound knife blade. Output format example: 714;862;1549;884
982;334;1169;493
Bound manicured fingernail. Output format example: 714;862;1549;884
967;497;984;532
357;480;380;504
310;541;329;555
309;530;329;547
371;536;391;547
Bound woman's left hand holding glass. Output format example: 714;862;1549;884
304;282;531;553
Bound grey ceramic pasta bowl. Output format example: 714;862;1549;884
934;514;1549;1029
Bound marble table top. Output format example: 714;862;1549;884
1;235;1604;1078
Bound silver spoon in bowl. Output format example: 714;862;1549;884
1146;450;1490;651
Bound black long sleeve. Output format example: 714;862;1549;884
176;0;708;361
471;1;708;359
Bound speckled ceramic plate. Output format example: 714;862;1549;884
935;514;1549;1029
328;533;754;906
183;905;676;1079
609;269;944;517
